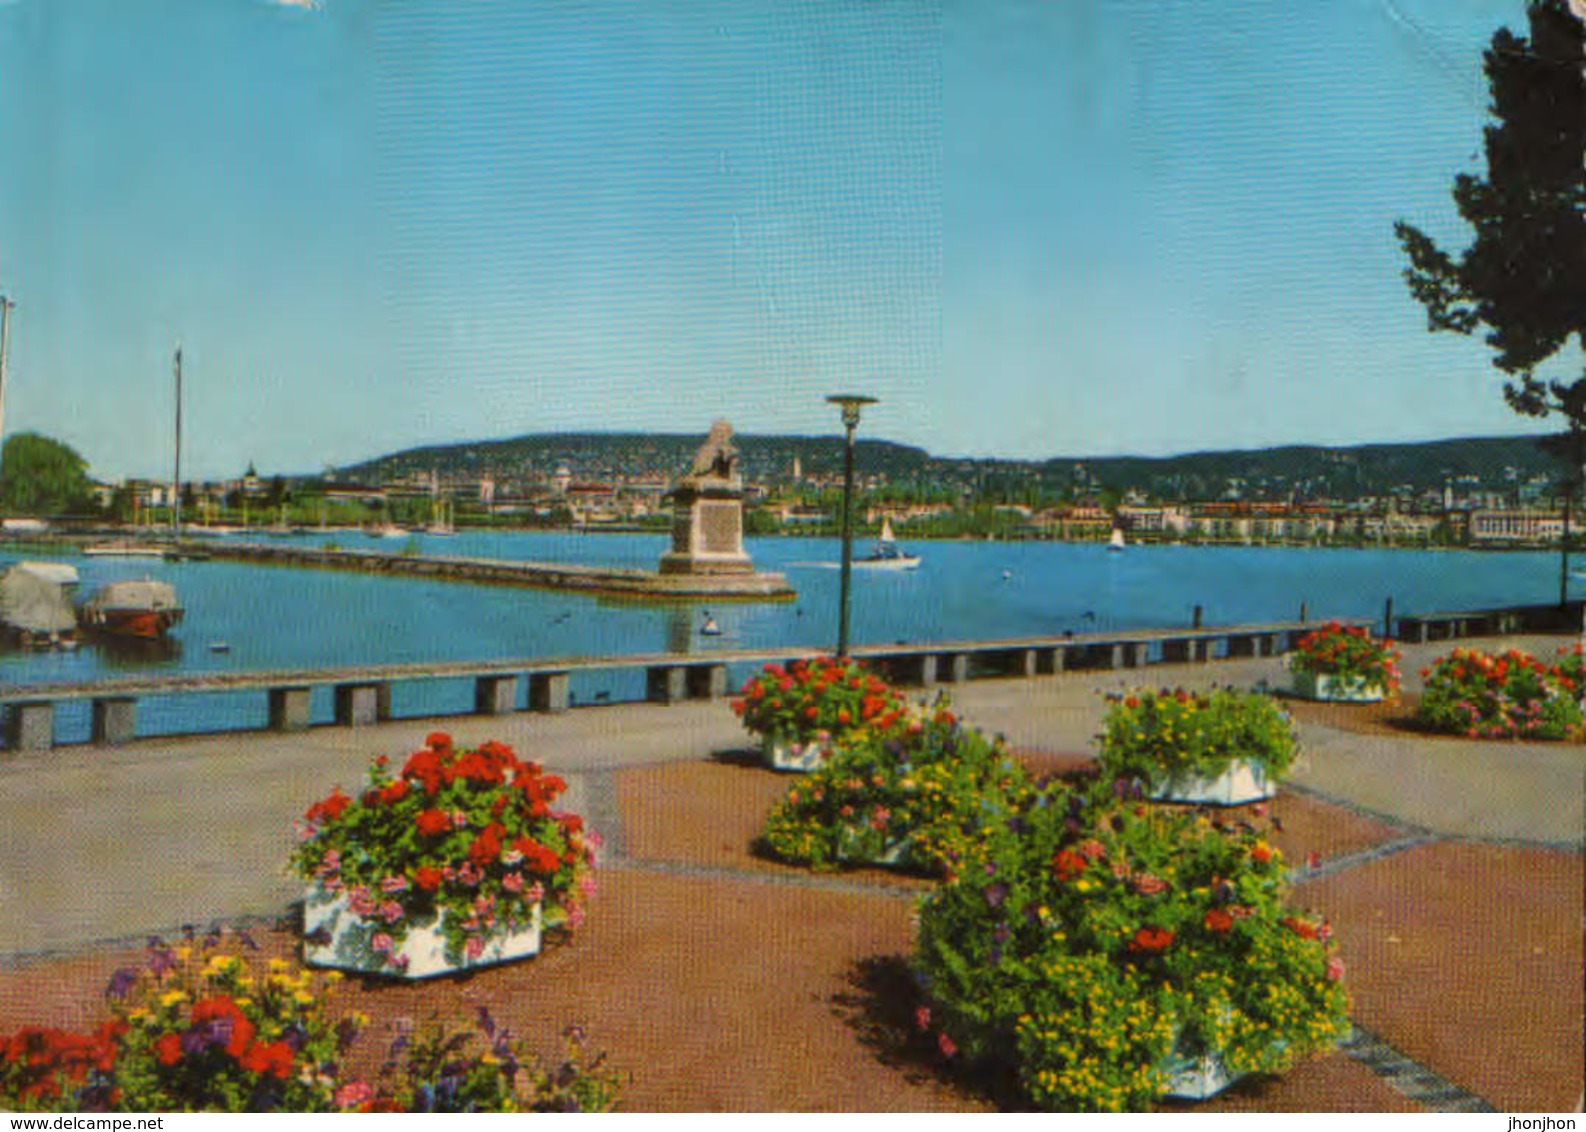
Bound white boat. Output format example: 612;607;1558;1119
1108;527;1126;552
84;542;170;559
855;518;920;570
365;523;408;539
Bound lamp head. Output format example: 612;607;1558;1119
826;393;877;429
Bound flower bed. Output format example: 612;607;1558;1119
290;733;598;977
759;700;1033;873
1416;648;1584;741
913;784;1350;1112
1288;622;1400;702
732;656;906;771
0;929;618;1112
1096;688;1299;804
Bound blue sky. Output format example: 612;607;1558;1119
0;0;1553;480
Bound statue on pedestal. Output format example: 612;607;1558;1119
658;420;755;576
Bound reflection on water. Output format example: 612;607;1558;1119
91;635;184;669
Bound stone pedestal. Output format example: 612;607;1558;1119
657;420;755;576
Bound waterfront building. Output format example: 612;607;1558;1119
1469;509;1567;544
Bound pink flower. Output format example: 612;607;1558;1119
335;1081;374;1109
914;1005;931;1031
937;1032;957;1059
1326;956;1346;981
450;810;469;829
578;875;598;899
370;932;394;953
464;936;485;960
525;882;545;903
567;906;586;929
380;901;404;923
347;887;376;918
1134;873;1167;897
502;848;525;867
586;830;605;850
501;872;525;893
380;875;408;894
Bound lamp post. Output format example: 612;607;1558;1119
826;393;876;657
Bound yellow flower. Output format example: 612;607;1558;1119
175;946;192;961
159;989;188;1007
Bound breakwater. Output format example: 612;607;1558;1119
172;538;795;601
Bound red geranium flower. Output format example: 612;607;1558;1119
305;788;351;825
238;1040;295;1079
467;822;505;867
1052;849;1089;881
1204;908;1234;934
1127;926;1175;954
415;809;450;837
154;1032;183;1067
190;996;255;1058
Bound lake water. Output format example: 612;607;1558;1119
0;532;1577;742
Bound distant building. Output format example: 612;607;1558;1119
1469;509;1566;544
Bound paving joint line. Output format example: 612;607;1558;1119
604;854;923;901
1338;1023;1497;1112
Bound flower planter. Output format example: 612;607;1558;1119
1148;760;1274;806
1291;670;1386;704
303;885;542;980
763;734;833;773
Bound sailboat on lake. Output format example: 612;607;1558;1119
855;517;920;570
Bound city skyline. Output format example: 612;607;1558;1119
0;0;1566;481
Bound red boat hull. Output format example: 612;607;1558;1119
88;608;182;640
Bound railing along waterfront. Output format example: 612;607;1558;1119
1;599;1577;753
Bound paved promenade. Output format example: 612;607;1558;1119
0;633;1580;1110
0;634;1578;954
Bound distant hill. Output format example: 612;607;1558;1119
1045;434;1569;501
335;430;1568;501
336;432;934;486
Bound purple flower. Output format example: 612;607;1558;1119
105;968;138;1000
983;882;1008;908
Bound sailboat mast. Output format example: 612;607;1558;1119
172;344;183;538
0;294;14;480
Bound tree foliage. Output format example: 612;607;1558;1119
1394;0;1585;431
0;432;95;515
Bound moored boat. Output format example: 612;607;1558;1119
80;579;184;640
0;564;78;648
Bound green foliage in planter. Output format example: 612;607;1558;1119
1416;647;1584;740
760;700;1033;873
914;784;1350;1112
1096;688;1299;791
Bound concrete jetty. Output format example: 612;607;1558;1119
174;538;796;600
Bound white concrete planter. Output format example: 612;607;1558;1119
1148;760;1275;806
763;734;833;773
302;885;542;980
1291;670;1386;704
1160;1048;1245;1101
836;828;910;868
